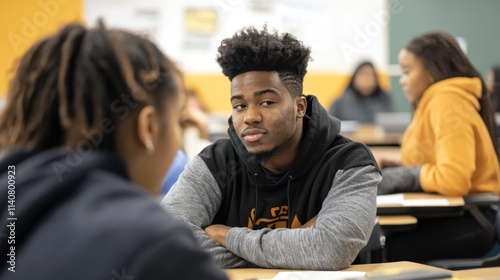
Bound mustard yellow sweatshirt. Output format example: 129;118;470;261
401;77;500;195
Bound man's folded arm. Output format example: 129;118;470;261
161;156;248;268
225;165;381;270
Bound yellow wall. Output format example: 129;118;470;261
0;0;83;95
185;73;390;113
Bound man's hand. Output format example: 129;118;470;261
300;215;317;228
205;216;318;248
205;224;231;247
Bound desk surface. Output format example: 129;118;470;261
377;193;465;217
369;146;401;162
378;215;417;226
226;261;467;280
378;193;465;207
454;267;500;279
342;125;403;146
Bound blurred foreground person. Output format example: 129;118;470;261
0;22;227;280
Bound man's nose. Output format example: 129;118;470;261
244;105;263;124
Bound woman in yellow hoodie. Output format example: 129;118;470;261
377;31;500;262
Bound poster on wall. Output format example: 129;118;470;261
85;0;388;74
85;0;161;42
162;0;388;73
183;8;218;51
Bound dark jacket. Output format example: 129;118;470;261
0;149;227;280
163;95;382;269
202;95;378;230
329;87;393;123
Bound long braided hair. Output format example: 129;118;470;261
0;21;182;152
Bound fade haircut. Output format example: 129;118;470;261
216;26;311;97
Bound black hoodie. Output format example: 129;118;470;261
163;95;381;269
201;95;379;229
0;148;227;280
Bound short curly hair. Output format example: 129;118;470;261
216;26;311;97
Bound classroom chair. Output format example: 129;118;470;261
354;222;386;264
427;193;500;270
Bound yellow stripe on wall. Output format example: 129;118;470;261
0;0;83;96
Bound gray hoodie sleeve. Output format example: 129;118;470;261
160;156;248;268
377;166;422;195
225;165;381;270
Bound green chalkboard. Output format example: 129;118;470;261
389;0;500;112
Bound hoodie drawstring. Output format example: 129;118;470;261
286;175;293;229
252;173;259;230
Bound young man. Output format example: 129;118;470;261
162;26;381;270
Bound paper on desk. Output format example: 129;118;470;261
272;271;365;280
376;194;450;206
402;199;449;206
376;194;405;205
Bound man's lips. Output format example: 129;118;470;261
242;128;266;143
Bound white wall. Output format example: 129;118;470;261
85;0;389;74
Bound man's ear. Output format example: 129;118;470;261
137;105;160;155
296;95;307;118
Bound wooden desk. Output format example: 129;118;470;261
226;268;292;280
344;261;450;274
226;261;458;280
378;215;417;226
342;125;403;146
369;146;401;163
454;267;500;279
378;215;418;235
377;193;465;218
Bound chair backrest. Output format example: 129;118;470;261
355;222;386;264
427;194;500;270
497;207;500;241
464;194;499;240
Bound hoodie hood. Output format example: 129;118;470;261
0;148;129;264
419;77;482;111
227;95;341;180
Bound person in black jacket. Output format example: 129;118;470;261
162;26;381;270
328;61;393;123
0;22;227;280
